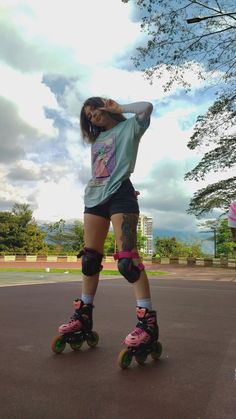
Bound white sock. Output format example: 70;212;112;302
81;294;94;305
136;298;152;311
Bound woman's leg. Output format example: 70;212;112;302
111;213;151;302
111;213;159;347
82;213;110;300
58;214;110;334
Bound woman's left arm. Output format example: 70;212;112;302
99;100;153;122
121;102;153;122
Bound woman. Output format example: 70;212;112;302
58;97;159;348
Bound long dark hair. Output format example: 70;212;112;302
80;97;126;143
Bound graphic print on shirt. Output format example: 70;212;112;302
90;136;116;186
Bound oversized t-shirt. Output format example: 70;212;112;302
84;115;150;208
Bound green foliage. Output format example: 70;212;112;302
103;230;148;255
186;176;236;216
104;232;115;255
137;230;147;254
122;0;236;215
154;236;203;258
198;218;236;257
71;220;85;251
45;219;84;255
2;202;234;258
216;218;236;256
122;0;236;88
0;203;48;255
12;203;33;226
185;96;236;215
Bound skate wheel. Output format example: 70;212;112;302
151;341;162;360
51;335;66;354
87;331;99;348
135;353;147;365
118;348;132;369
70;339;83;351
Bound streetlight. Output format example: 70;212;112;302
187;12;236;24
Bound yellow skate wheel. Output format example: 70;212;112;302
87;331;99;348
135;353;147;365
51;335;66;354
151;341;162;360
118;348;132;369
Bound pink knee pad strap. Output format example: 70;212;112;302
113;251;145;271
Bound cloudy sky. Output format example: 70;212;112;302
0;0;223;233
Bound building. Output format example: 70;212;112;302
138;214;154;255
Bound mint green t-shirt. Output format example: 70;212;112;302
84;115;150;208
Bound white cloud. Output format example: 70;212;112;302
0;0;139;69
7;159;41;181
0;170;34;205
82;63;210;103
0;65;58;136
0;0;223;235
34;177;84;221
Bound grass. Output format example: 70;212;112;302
0;267;167;276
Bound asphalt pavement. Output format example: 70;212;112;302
0;267;236;419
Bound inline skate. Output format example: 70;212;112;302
51;299;99;354
118;307;162;369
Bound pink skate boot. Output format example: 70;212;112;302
58;299;93;334
118;307;162;368
51;299;99;354
124;307;159;347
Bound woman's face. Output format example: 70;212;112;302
84;105;108;128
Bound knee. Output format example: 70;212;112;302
114;251;145;283
78;248;103;276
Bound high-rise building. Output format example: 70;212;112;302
138;214;154;255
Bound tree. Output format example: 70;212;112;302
0;203;47;255
154;236;203;257
216;218;235;256
12;203;33;226
0;212;19;253
104;232;115;255
103;230;147;256
198;218;236;256
45;219;84;255
184;96;236;215
46;219;66;254
122;0;236;85
137;230;147;254
122;1;236;87
122;0;236;214
71;220;84;252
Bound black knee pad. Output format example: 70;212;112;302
78;248;103;276
118;258;141;283
114;251;145;284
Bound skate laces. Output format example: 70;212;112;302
131;327;144;336
70;310;90;323
70;312;81;322
132;315;157;336
131;320;147;336
70;299;93;323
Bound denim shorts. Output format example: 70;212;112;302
84;178;140;220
